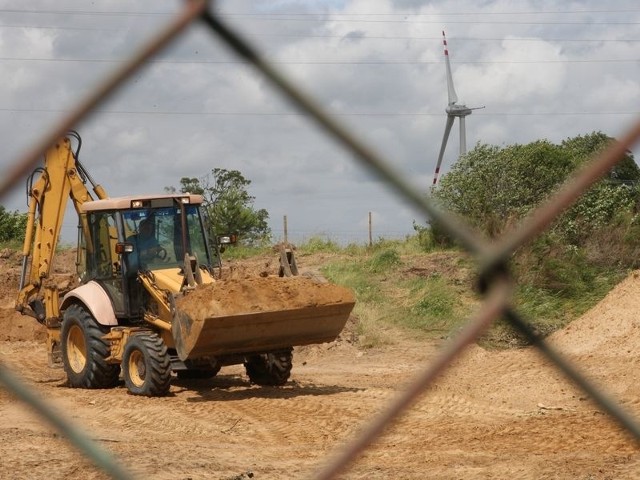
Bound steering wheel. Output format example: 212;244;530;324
155;246;168;260
140;245;167;263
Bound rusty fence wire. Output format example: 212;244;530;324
2;2;640;479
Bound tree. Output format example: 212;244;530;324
561;131;640;184
0;206;27;244
169;168;271;246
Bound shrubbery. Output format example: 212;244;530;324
0;206;27;245
425;132;640;270
432;132;640;244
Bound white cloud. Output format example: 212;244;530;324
461;37;566;106
585;74;640;109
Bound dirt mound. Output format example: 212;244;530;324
176;276;355;318
548;270;640;356
1;312;47;342
0;249;42;341
0;248;77;342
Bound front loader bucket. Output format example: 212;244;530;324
170;276;355;361
172;302;354;361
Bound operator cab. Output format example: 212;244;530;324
77;194;214;320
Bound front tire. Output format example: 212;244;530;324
122;332;171;396
61;303;120;389
244;348;293;386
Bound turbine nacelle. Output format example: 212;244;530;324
446;104;474;117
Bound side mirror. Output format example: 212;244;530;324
217;234;238;246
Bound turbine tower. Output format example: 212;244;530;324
432;31;484;186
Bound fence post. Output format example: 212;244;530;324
369;211;372;247
283;215;288;244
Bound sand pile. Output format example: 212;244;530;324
549;271;640;356
176;276;355;319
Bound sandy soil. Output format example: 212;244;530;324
177;276;355;317
2;250;640;479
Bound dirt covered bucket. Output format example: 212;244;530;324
171;276;355;360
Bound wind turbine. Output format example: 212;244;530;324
432;31;484;186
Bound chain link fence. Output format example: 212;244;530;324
1;2;640;479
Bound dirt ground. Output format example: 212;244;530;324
2;249;640;479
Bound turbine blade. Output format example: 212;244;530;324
442;31;458;105
433;115;455;186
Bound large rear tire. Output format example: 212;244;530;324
61;303;120;389
244;348;293;386
122;332;171;396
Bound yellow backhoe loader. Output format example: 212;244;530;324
15;133;355;396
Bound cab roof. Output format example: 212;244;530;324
80;194;204;213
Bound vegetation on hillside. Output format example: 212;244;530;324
412;132;640;346
212;132;638;349
290;235;627;349
321;244;476;347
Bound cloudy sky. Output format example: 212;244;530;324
1;1;639;244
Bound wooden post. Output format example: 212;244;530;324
283;215;288;245
368;211;372;247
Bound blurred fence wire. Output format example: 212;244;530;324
1;2;640;479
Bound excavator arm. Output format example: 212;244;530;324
16;133;108;326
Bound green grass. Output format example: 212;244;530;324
404;276;462;330
367;248;402;273
322;259;382;305
322;257;393;348
320;242;477;346
479;263;627;348
220;244;272;260
0;239;26;251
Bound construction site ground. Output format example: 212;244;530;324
2;248;640;479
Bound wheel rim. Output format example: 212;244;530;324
66;324;87;374
128;350;146;388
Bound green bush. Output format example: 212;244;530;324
0;206;27;245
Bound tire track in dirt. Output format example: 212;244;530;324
175;379;391;447
433;413;620;454
0;341;48;369
73;384;248;440
102;380;389;479
0;428;93;480
409;391;524;420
